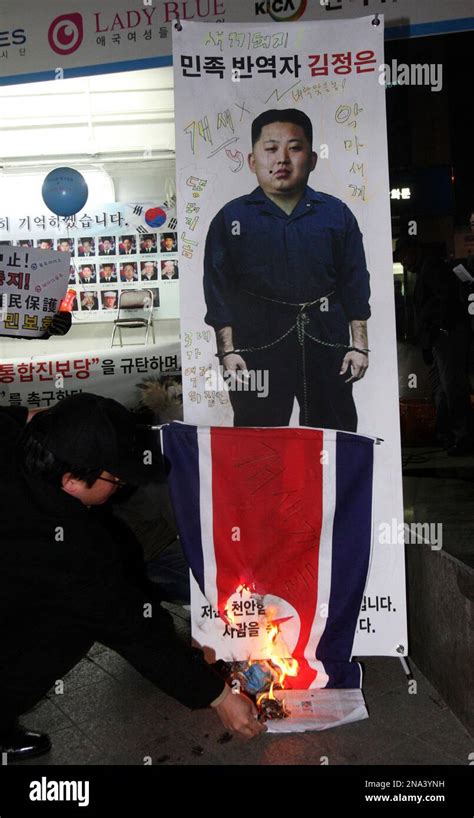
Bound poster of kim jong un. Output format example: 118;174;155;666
173;17;407;656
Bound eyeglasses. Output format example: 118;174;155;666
96;476;127;488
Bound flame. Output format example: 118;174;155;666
256;622;298;707
224;584;298;709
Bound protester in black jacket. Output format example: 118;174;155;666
395;237;473;454
0;394;263;760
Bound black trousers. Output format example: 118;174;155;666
229;333;357;431
430;320;472;443
0;623;94;734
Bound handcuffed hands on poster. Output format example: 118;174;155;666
172;17;407;660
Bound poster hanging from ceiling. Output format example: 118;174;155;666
173;16;407;657
0;0;473;86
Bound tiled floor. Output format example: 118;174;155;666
12;604;472;767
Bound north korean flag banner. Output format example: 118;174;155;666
162;422;374;689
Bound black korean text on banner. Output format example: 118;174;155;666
0;246;69;337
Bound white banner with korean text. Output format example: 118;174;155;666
0;343;180;410
173;17;407;656
0;201;179;323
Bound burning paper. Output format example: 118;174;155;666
207;584;369;730
212;584;299;721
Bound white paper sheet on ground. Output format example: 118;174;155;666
265;689;368;733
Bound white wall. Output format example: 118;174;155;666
110;159;176;201
0;66;177;204
0;67;175;164
0;66;180;349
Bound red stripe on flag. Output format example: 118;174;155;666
210;427;324;686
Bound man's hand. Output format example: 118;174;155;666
222;353;247;373
214;689;266;739
340;350;368;383
47;311;72;337
27;408;47;423
215;327;248;378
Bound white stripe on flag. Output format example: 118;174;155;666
306;431;336;688
197;427;219;612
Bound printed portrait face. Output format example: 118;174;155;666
101;264;115;279
102;292;117;308
80;265;95;280
81;292;98;309
161;234;176;252
38;239;53;250
161;260;177;277
248;121;317;198
122;263;136;281
58;239;72;253
141;261;156;279
141;234;156;251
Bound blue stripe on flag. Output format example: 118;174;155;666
162;424;205;592
317;432;374;688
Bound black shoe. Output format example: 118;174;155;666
0;725;51;762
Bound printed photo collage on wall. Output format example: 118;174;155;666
9;232;179;315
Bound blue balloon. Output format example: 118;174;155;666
42;167;88;217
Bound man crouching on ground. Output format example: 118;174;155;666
0;394;263;761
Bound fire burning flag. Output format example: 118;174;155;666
162;423;374;689
222;583;298;719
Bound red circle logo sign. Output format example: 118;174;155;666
267;0;307;22
48;13;84;55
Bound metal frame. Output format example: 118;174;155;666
111;288;155;347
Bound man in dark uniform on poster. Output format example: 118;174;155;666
204;109;371;431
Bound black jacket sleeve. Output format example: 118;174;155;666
0;406;28;453
55;539;225;709
0;405;28;427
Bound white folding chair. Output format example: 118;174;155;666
111;288;156;347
